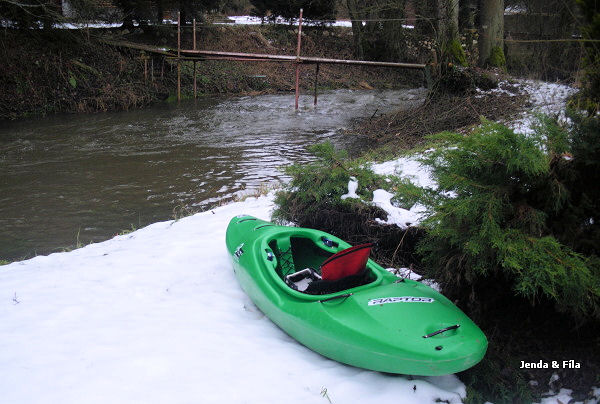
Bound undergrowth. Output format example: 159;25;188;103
273;142;423;267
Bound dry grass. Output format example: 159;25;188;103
357;82;527;150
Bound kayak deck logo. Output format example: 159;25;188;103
234;243;244;260
368;296;435;306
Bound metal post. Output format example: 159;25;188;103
313;63;319;106
193;18;197;99
177;11;181;102
294;8;303;110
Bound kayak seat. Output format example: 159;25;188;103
304;268;372;295
320;243;373;281
285;268;322;292
303;243;374;295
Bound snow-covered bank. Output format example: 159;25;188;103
509;80;577;134
0;194;466;404
349;79;578;229
0;78;586;403
221;15;414;29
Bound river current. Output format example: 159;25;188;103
0;89;425;260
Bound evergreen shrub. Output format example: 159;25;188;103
274;142;395;217
273;142;423;266
409;119;600;321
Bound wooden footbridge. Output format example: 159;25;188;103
106;10;428;109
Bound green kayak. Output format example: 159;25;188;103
225;215;487;376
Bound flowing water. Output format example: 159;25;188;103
0;89;426;260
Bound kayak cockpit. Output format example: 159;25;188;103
266;235;377;295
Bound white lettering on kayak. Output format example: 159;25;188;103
234;243;244;261
368;296;435;306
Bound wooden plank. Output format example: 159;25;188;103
102;40;426;69
102;39;175;56
180;49;426;69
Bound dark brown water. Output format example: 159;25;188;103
0;89;425;260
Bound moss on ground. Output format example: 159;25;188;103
489;45;506;68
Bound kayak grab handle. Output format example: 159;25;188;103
423;324;460;338
319;293;353;303
255;224;275;230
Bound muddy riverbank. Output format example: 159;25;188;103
1;24;427;120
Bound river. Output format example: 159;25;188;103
0;89;425;261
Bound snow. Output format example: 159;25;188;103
548;373;560;386
60;22;123;29
220;16;414;29
0;193;467;404
338;160;433;228
371;156;437;190
386;268;441;292
532;375;600;404
219;15;353;27
372;189;427;228
536;388;575;404
364;79;577;228
340;176;360;200
510;80;577;135
365;156;436;228
476;79;577;135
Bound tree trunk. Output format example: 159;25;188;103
415;0;437;36
478;0;504;66
346;0;364;59
439;0;459;40
179;0;187;25
459;0;477;31
155;0;164;24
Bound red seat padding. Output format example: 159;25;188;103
320;243;373;281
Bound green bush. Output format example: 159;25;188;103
407;119;600;321
273;142;395;219
272;142;425;267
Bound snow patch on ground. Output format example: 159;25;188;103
341;176;360;200
386;267;441;292
371;157;436;189
372;189;427;228
532;374;600;404
1;193;467;404
510;80;577;134
222;16;414;29
476;79;577;135
366;79;577;228
366;156;436;228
